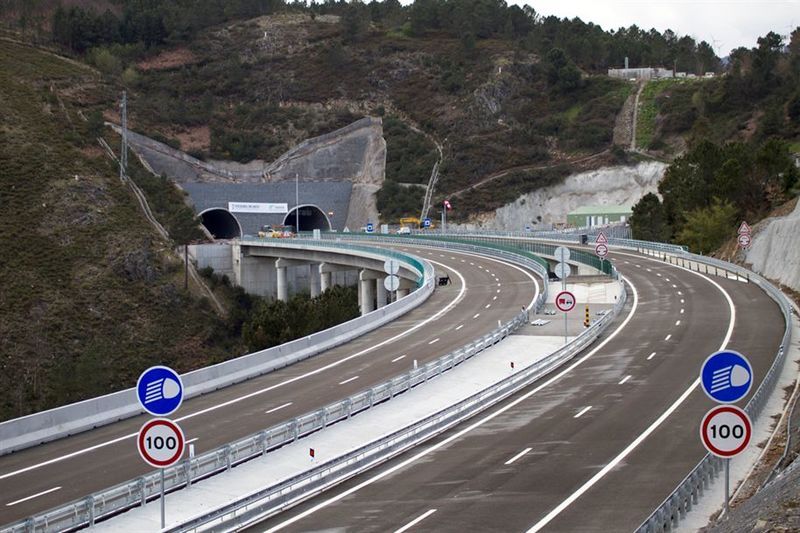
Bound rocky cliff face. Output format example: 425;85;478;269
461;161;667;230
745;198;800;292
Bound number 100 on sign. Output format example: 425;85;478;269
138;418;186;468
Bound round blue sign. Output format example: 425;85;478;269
137;366;184;416
700;351;753;404
366;223;374;233
423;218;431;228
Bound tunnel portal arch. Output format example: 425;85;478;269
283;204;332;232
199;208;243;240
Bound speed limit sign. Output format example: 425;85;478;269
138;418;186;468
700;405;751;458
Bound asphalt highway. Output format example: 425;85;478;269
261;251;785;533
0;246;539;525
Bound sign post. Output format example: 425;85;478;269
595;232;609;269
699;350;754;514
555;290;576;344
137;419;186;528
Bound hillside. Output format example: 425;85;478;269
0;39;245;420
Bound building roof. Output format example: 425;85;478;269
568;205;633;216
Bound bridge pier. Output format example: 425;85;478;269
376;278;388;308
319;262;353;294
359;269;382;315
275;258;310;301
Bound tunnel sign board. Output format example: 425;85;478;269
700;406;752;458
138;418;186;468
555;290;576;312
137;366;184;417
700;351;753;404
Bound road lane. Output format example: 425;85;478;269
0;247;539;524
262;251;783;532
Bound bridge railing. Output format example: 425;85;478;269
0;241;432;457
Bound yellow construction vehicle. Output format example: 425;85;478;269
399;217;420;229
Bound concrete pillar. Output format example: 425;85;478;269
376;278;388;308
396;278;415;299
320;271;332;292
319;262;352;293
309;263;321;298
396;288;410;298
360;278;375;314
276;263;288;301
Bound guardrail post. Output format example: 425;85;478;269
345;398;353;419
185;457;192;488
291;420;299;442
258;431;267;456
368;389;374;408
138;477;146;507
224;445;232;471
86;496;95;527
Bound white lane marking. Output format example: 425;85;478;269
656;273;662;277
675;320;681;326
391;355;407;363
394;509;438;533
450;257;456;260
681;299;685;304
646;268;651;272
664;334;672;341
624;261;630;264
618;375;632;385
6;486;62;507
455;325;464;331
673;284;678;288
265;402;293;414
473;313;481;319
504;447;533;465
470;262;474;265
678;291;683;295
497;283;501;287
428;338;440;345
461;259;465;262
680;309;684;314
647;352;656;360
636;264;641;268
493;296;497;301
485;304;491;309
497;289;501;293
665;278;670;282
574;406;592;418
338;375;360;385
527;258;736;533
0;256;479;482
264;277;639;533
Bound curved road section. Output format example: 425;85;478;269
0;247;539;525
260;250;784;532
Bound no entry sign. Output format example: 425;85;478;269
700;405;751;458
138;418;186;468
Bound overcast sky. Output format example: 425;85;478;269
518;1;799;56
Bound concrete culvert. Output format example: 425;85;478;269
199;209;242;239
283;205;332;232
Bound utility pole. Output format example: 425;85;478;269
120;91;128;181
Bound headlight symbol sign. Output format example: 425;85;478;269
137;366;184;416
700;351;753;404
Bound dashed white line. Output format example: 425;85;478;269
664;334;672;341
574;406;592;418
681;299;685;304
672;284;678;288
497;289;501;293
265;402;293;414
428;338;440;345
656;273;662;277
6;487;62;507
485;304;491;309
647;352;656;360
391;355;407;363
678;291;683;295
394;509;438;533
680;308;684;314
455;324;464;331
473;313;481;319
619;375;632;385
504;447;533;465
497;283;501;287
493;296;497;301
675;320;681;326
338;376;360;385
636;264;641;268
665;278;670;282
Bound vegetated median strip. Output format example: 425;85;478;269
264;277;638;532
527;253;736;532
0;257;470;481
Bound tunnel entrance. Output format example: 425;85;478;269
199;208;242;239
283;205;332;232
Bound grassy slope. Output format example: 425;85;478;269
0;40;240;421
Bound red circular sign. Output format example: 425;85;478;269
700;406;751;458
138;418;186;468
555;290;576;312
595;243;609;258
737;234;752;248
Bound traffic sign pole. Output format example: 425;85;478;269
161;468;166;529
555;290;576;345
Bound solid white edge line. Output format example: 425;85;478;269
526;255;736;533
264;276;639;532
6;486;62;507
505;447;533;465
265;402;293;414
394;509;438;533
574;406;592;418
338;376;360;386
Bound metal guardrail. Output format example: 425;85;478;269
167;284;628;532
1;239;554;533
0;241;432;457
